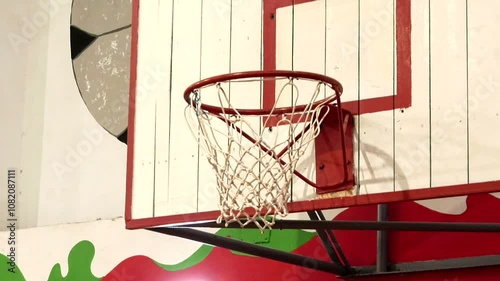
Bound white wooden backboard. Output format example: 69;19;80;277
126;0;500;228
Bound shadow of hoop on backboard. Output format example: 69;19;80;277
355;137;411;196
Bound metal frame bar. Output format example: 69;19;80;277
148;227;348;275
307;211;353;274
352;255;500;277
307;211;344;265
316;211;352;270
178;219;500;232
149;224;500;278
376;204;389;272
151;216;500;277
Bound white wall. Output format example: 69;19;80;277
1;0;45;230
1;0;127;230
37;0;127;227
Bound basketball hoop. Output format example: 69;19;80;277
184;70;348;231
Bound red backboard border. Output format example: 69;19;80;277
125;0;500;229
262;0;412;118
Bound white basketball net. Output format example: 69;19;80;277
185;77;336;231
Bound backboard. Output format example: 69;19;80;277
126;0;500;229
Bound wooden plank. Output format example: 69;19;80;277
131;0;160;219
166;0;203;215
356;0;395;195
468;0;500;185
153;0;174;217
429;0;468;187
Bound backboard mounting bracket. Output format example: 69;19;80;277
315;105;355;194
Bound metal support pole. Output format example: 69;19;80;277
376;204;388;272
316;211;352;270
149;227;348;275
307;211;344;266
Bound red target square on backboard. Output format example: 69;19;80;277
262;0;411;125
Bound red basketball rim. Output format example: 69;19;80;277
183;70;343;116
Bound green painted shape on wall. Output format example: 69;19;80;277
219;228;317;257
155;244;214;272
0;253;26;281
46;240;101;281
155;228;317;270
